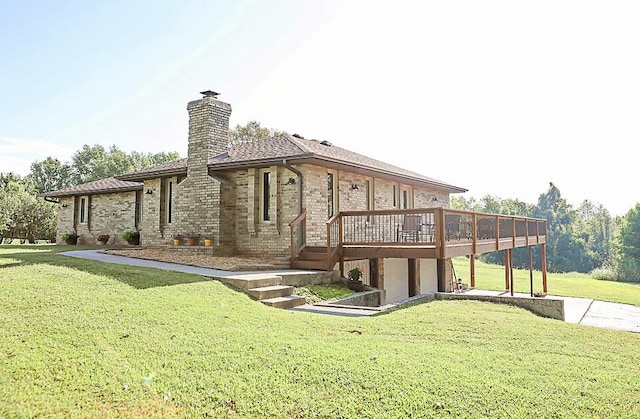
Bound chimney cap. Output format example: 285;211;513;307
200;90;220;98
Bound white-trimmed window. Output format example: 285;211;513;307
260;169;272;222
77;196;88;224
164;178;174;224
401;185;413;209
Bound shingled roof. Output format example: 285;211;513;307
208;134;466;192
41;177;142;198
116;158;188;182
49;134;466;196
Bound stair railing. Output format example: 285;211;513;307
289;211;307;260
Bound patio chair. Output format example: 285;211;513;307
397;214;422;242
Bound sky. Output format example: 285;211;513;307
1;0;639;216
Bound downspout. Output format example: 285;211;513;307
282;159;303;215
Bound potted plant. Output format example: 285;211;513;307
97;234;110;245
172;233;183;246
184;232;200;246
122;230;140;245
61;232;78;245
347;267;365;292
203;235;212;246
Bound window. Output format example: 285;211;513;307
401;185;413;209
392;184;399;208
78;196;88;224
135;190;143;227
165;179;173;224
327;171;337;219
261;170;271;222
365;179;374;222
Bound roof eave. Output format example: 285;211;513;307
41;184;143;198
117;168;187;182
209;154;467;193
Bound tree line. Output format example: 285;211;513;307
452;182;640;282
1;144;179;243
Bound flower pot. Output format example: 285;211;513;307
187;237;198;246
347;280;365;292
173;239;181;246
204;239;212;246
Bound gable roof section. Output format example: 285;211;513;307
41;177;142;198
209;134;467;192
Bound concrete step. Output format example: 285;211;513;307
278;270;340;286
261;295;306;309
217;274;282;291
247;285;293;300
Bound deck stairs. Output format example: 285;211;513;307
290;246;337;270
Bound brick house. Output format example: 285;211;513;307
45;91;546;303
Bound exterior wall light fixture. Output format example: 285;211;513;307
351;184;359;190
145;189;153;195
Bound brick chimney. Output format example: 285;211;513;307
186;90;232;175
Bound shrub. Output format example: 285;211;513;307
591;266;618;282
121;231;140;245
61;232;78;245
97;234;110;244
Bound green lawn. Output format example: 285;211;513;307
453;256;640;307
2;245;640;418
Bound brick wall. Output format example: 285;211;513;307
56;192;137;245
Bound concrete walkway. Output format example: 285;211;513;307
62;249;307;280
63;250;640;331
463;289;640;333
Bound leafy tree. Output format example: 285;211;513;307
29;157;72;193
534;183;589;272
575;200;615;268
67;144;181;184
0;176;56;243
229;121;284;147
616;203;640;282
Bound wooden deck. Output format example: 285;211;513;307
290;208;547;271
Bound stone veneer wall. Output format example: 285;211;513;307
55;192;137;245
224;166;299;257
56;196;76;243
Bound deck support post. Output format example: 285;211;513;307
541;243;548;293
509;249;514;296
470;255;475;289
529;246;534;297
504;250;510;291
408;259;419;297
370;258;383;289
437;259;447;292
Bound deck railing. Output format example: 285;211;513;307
292;207;547;264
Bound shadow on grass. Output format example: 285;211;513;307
0;246;210;289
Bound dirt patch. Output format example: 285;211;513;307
105;248;285;271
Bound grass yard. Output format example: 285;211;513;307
1;245;640;418
452;256;640;307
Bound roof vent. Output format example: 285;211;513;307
200;90;220;98
292;133;304;139
320;140;332;147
